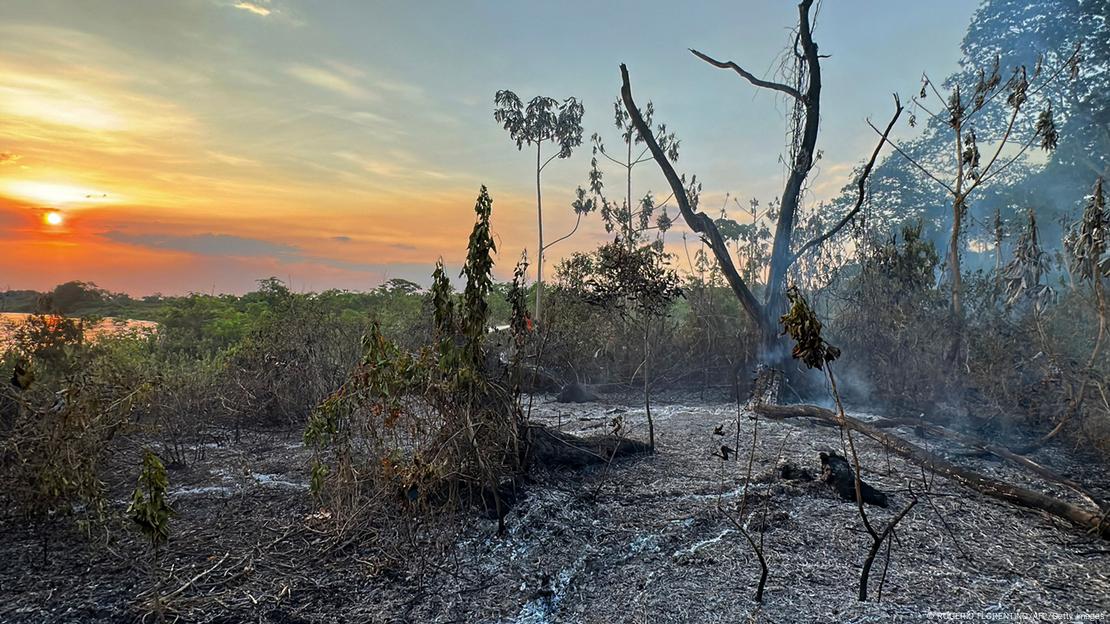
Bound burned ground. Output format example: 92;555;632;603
2;395;1108;623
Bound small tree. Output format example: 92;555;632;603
881;45;1079;322
494;91;586;322
583;97;680;248
127;449;174;554
582;240;682;451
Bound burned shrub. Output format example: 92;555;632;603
830;223;952;413
304;187;526;536
226;280;366;428
0;316;149;533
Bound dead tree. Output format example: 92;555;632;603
618;0;902;367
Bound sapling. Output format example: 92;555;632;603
127;449;174;555
780;286;917;602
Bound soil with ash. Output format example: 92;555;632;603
2;395;1109;623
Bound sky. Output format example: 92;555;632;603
0;0;978;295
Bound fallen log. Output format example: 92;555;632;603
754;404;1110;539
871;416;1104;511
526;425;651;469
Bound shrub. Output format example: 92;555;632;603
0;316;149;531
304;187;526;536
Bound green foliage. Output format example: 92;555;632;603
581;239;683;318
1;322;150;528
493;91;584;157
583;97;680;243
460;186;497;365
127;449;174;552
304;187;524;532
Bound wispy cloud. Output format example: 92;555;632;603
206;151;260;167
0;152;21;165
287;64;371;100
233;2;271;17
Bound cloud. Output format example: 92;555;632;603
0;153;21;165
287;64;371;100
331;235;352;242
103;231;299;257
206;151;260;167
233;2;271;17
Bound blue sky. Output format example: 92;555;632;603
0;0;978;293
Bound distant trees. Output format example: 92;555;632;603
49;281;105;314
494;92;586;322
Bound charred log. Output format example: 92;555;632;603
820;450;889;508
526;425;651;469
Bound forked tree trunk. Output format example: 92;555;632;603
619;0;900;378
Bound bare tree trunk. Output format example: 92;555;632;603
644;320;654;452
627;137;634;247
535;142;545;322
619;0;898;370
761;0;822;361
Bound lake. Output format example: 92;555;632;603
0;312;158;349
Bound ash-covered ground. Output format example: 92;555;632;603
3;395;1109;623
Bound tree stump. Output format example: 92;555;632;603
820;450;889;508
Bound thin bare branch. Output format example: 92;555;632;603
690;48;805;102
542;211;583;251
868;120;957;195
792;95;904;263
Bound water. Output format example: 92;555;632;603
0;312;158;349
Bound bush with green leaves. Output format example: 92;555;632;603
304;187;525;534
0;316;150;530
127;449;174;553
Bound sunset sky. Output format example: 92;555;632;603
0;0;976;295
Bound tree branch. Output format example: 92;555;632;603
542;211;583;251
868;120;957;195
620;63;765;326
792;95;903;263
690;48;805;102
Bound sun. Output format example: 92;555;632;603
44;211;64;226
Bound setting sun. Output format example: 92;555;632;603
44;211;64;226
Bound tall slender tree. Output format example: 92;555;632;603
494;92;585;322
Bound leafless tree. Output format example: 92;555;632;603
618;0;902;368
